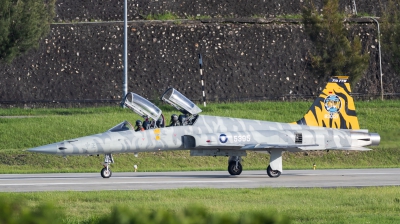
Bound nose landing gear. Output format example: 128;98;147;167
101;154;114;178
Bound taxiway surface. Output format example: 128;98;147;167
0;169;399;192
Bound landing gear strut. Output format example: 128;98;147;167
266;150;283;178
227;156;242;175
101;154;114;178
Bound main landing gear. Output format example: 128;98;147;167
266;165;281;178
226;151;284;178
228;156;242;175
101;154;114;178
266;150;284;178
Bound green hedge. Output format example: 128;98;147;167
0;197;289;224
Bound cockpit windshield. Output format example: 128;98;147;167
108;121;134;132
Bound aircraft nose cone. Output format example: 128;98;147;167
28;143;59;154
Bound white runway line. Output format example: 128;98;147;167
0;180;251;187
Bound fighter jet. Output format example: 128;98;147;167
28;76;380;178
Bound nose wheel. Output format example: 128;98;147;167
101;167;112;178
101;154;114;178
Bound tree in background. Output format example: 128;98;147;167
0;0;55;64
381;0;400;75
302;0;369;84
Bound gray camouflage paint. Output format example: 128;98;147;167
29;114;378;157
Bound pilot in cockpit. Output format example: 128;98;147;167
168;114;180;127
178;114;187;126
156;115;165;128
135;120;145;131
142;116;151;130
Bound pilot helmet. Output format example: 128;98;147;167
136;120;142;126
171;114;178;122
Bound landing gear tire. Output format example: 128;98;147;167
228;162;242;175
266;165;281;178
101;167;112;178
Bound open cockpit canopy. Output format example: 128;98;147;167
121;92;162;120
161;88;202;115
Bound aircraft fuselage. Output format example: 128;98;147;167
29;115;379;156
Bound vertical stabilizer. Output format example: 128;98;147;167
295;76;359;129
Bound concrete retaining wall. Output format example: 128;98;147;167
0;1;398;107
55;0;388;22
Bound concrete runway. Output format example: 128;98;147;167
0;169;399;192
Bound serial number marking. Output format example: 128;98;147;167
233;135;250;142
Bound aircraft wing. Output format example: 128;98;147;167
194;144;371;152
194;144;245;150
191;143;320;156
240;143;319;150
195;143;319;151
241;144;371;151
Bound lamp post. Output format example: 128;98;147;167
122;0;128;103
371;18;384;101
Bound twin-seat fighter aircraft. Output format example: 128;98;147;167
28;76;380;178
